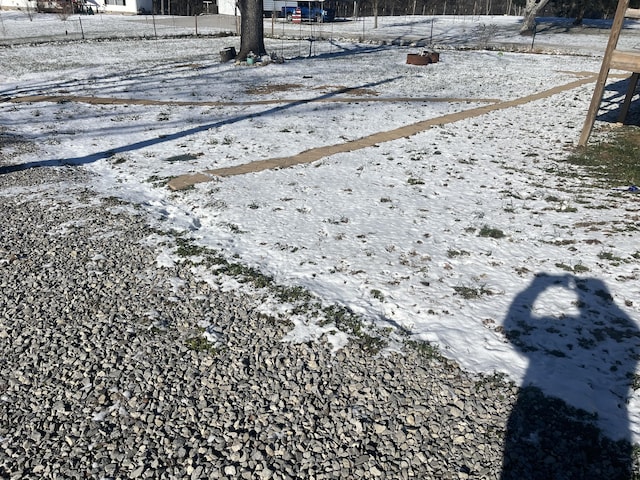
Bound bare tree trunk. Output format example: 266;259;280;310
520;0;550;35
236;0;267;59
374;0;379;27
24;0;34;20
573;6;585;25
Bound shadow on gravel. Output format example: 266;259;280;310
501;273;639;479
0;76;398;176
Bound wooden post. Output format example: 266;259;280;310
579;0;631;146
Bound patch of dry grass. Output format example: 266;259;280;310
568;127;640;187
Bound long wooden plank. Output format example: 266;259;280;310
169;75;598;190
625;7;640;18
5;94;501;107
610;50;640;72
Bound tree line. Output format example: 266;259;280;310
154;0;620;20
157;0;624;59
364;0;618;19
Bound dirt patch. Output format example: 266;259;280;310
244;82;381;96
315;85;379;96
245;83;303;95
7;93;496;108
177;63;205;69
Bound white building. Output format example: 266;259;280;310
216;0;314;17
0;0;152;15
97;0;153;15
216;0;236;16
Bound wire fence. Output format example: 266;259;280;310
0;12;239;45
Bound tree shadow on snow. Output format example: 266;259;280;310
0;59;223;101
0;76;399;176
501;273;639;480
284;41;394;60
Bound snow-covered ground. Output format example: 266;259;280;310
2;11;640;443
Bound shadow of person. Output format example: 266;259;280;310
501;273;639;480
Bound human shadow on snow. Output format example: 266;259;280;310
501;273;639;480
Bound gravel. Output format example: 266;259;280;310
0;165;637;479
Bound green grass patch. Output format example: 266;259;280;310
320;304;390;354
478;225;505;239
405;339;441;359
453;284;494;299
186;335;218;354
175;237;208;257
555;262;590;273
598;250;623;263
168;234;392;355
567;127;640;186
145;175;170;186
370;289;385;302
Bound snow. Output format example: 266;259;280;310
2;10;640;442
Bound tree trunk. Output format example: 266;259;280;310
519;0;551;35
573;6;585;25
236;0;267;60
374;0;379;27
